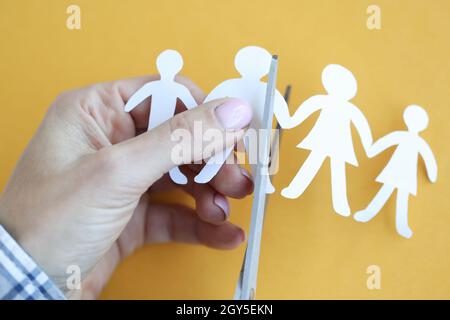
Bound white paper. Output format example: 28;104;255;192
354;105;438;238
194;46;292;193
281;64;373;217
124;49;198;185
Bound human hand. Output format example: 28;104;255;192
0;76;254;299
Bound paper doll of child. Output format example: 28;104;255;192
354;105;437;238
281;64;373;216
193;46;292;193
124;49;198;185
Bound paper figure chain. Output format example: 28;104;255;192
124;46;437;238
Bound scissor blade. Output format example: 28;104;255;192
238;55;278;300
268;85;291;177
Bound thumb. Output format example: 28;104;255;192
99;98;253;191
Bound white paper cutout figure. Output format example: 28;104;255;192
354;105;437;238
193;46;292;193
281;64;373;216
124;49;198;185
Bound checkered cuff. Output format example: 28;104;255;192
0;225;65;300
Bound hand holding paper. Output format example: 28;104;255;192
0;76;254;297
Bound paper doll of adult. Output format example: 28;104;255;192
354;105;437;238
193;46;292;193
281;64;372;216
124;49;198;185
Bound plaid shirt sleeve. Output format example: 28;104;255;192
0;224;66;300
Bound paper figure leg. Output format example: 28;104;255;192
263;165;275;194
354;184;395;222
169;166;188;185
395;189;412;238
281;151;326;199
194;146;234;184
252;163;275;194
330;159;351;216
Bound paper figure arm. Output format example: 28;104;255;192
176;85;198;110
273;90;292;129
204;80;236;103
349;105;373;153
367;131;404;158
288;95;324;129
124;82;156;112
418;138;438;183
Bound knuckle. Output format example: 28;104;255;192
169;111;194;137
98;82;122;106
48;89;80;117
52;89;77;107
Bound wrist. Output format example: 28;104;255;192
0;196;69;294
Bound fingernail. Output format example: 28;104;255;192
215;98;252;129
214;193;229;220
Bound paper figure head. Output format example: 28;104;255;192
156;49;183;80
404;105;429;133
322;64;357;101
234;46;272;80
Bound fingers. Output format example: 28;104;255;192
188;154;253;199
144;203;246;250
210;164;253;198
178;168;230;224
149;168;250;225
151;162;254;199
79;200;246;300
104;98;253;194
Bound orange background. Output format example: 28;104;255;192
0;0;449;299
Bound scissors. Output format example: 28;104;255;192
234;55;291;300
